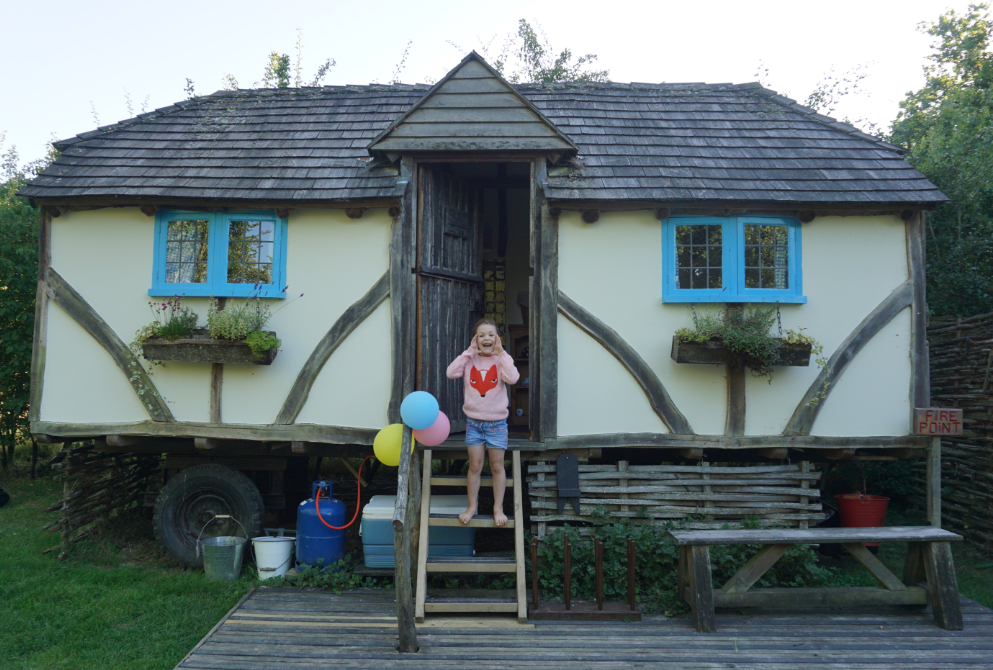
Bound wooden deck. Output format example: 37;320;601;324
175;587;993;669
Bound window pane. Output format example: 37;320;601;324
228;219;275;285
166;220;209;284
743;223;788;289
675;224;722;289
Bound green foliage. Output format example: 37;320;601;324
245;330;281;358
206;296;273;341
476;19;610;84
892;4;993;316
280;556;390;593
148;296;199;339
262;52;292;88
530;515;833;613
675;306;780;378
0;136;57;469
822;460;919;501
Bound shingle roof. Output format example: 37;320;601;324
19;80;946;205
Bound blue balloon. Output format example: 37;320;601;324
401;391;440;430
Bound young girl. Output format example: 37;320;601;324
446;319;520;526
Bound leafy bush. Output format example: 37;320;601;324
245;330;281;357
530;514;834;613
276;556;390;593
207;296;273;341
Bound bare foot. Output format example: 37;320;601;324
494;506;508;527
459;507;477;524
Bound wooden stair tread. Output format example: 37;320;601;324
430;474;514;487
425;595;517;603
426;556;516;572
429;513;515;528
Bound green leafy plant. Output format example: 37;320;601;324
150;296;199;339
245;330;281;358
278;556;390;593
675;306;826;382
528;515;834;614
207;296;273;341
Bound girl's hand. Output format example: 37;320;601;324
469;333;480;353
493;334;504;356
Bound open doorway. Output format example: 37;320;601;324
416;161;534;436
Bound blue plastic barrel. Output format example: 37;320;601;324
296;480;346;569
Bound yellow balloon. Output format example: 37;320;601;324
373;424;411;467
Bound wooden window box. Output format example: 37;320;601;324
142;330;278;365
670;336;811;366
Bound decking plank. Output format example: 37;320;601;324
174;589;993;670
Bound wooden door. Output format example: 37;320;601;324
416;165;483;433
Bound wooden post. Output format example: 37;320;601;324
618;460;629;514
687;545;716;633
536;466;547;538
563;534;571;610
392;424;417;653
531;537;540;608
923;541;964;630
627;537;637;611
927;437;941;527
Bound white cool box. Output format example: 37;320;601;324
360;495;475;568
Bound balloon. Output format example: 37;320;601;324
373;424;408;467
413;411;451;447
400;391;440;430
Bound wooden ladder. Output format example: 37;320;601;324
414;449;527;623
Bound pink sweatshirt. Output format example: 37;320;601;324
446;349;520;421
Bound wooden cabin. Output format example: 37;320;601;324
21;53;946;567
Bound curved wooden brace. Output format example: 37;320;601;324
557;290;694;435
784;280;913;436
275;271;390;425
46;269;174;422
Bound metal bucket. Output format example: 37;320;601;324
200;536;247;581
196;514;248;581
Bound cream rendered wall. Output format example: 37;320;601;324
221;209;391;425
43;207;392;429
556;211;912;438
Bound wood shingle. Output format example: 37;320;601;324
20;74;946;206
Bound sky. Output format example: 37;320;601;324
1;0;979;165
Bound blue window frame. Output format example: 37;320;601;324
150;210;288;298
662;215;805;303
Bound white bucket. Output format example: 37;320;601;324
253;536;294;579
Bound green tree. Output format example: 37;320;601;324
893;3;993;315
470;19;609;84
0;137;55;468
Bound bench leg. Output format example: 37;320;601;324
677;545;687;605
686;545;716;633
903;542;926;587
923;541;963;630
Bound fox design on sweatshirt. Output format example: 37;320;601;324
469;365;499;397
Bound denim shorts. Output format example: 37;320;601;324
465;417;508;450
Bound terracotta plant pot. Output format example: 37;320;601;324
835;493;889;546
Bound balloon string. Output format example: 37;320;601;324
315;455;374;530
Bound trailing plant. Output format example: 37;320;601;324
276;555;390;593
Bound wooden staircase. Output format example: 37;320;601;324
414;449;527;622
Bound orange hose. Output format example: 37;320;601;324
315;455;374;530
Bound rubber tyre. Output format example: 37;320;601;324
153;464;265;568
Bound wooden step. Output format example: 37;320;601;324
424;596;518;614
428;513;514;528
426;556;516;573
430;474;514;488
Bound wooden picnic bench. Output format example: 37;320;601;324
669;526;963;633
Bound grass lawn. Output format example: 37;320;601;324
0;474;254;670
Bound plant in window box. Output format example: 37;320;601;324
671;305;826;381
135;292;287;366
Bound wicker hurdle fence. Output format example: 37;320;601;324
923;313;993;550
528;461;821;537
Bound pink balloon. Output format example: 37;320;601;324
413;411;451;447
